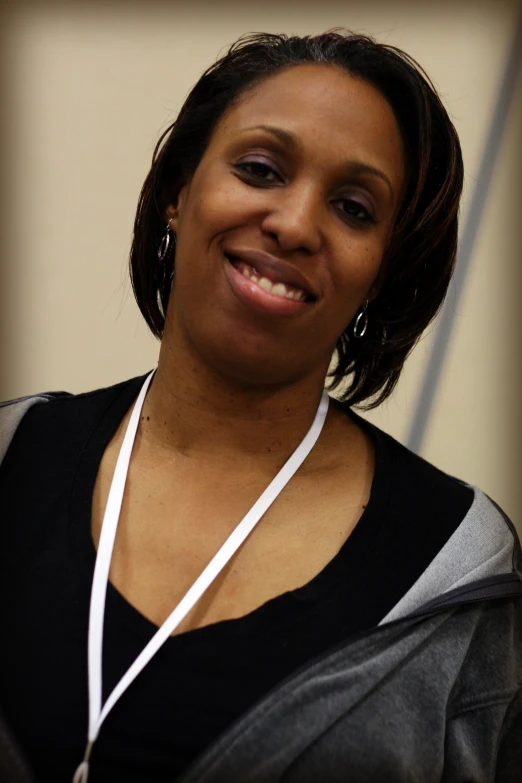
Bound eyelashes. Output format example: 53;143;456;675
333;198;375;224
233;158;376;225
234;159;282;184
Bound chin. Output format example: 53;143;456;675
169;289;330;388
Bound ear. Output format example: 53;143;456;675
164;182;189;234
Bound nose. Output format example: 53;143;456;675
260;182;322;256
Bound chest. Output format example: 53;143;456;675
91;425;373;635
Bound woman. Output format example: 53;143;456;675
0;30;521;783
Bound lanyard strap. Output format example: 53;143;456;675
73;370;329;782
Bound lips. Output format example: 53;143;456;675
224;248;317;302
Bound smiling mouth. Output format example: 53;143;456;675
225;255;314;303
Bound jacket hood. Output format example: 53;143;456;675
380;484;522;624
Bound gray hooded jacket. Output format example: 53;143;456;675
0;392;521;783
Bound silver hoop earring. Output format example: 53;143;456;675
158;220;176;263
353;301;369;339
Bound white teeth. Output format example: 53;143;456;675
271;283;287;297
236;261;307;302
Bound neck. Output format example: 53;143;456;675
140;331;332;471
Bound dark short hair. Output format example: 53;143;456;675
129;30;463;409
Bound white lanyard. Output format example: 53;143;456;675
73;369;329;783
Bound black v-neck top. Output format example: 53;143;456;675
0;373;474;783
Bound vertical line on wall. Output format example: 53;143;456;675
406;14;522;454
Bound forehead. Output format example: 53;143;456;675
214;63;405;176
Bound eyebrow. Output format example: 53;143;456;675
240;124;395;200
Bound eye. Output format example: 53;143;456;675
234;157;283;184
334;197;375;225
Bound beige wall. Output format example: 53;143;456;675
1;0;520;530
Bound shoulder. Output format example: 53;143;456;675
346;405;476;524
354;408;470;491
346;404;521;575
0;372;150;468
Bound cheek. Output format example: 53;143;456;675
334;240;383;298
183;169;249;240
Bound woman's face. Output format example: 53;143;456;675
166;63;406;388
